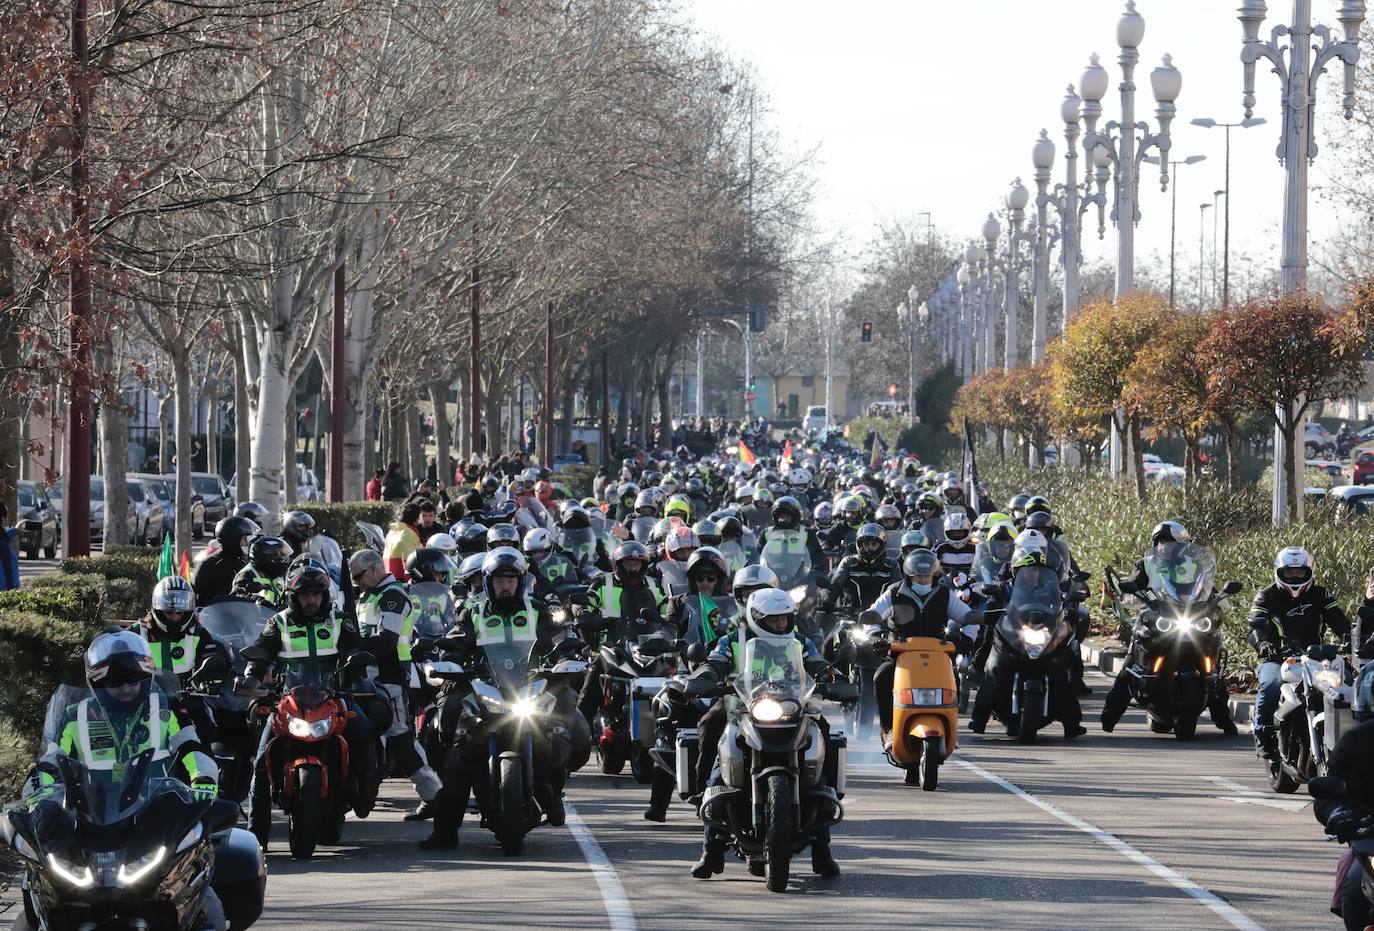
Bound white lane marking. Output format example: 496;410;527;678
1203;776;1263;795
956;759;1264;931
1202;776;1312;812
564;802;637;931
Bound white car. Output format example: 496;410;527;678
227;464;321;504
803;406;827;433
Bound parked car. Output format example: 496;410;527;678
227;463;321;505
1306;458;1346;483
803;405;828;433
551;454;584;473
1304;421;1335;457
51;477;101;543
15;480;57;559
1355;449;1374;485
154;474;209;539
124;476;167;545
1327;484;1374;518
189;472;232;531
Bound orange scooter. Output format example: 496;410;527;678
884;633;959;790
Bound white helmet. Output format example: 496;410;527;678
1014;528;1048;553
1273;546;1314;598
746;587;796;638
522;528;553;558
427;532;457;557
787;468;812;487
943;510;972;542
734;483;755;503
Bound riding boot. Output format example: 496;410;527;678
247;770;271;849
420;782;467;849
1253;724;1278;760
645;768;673;822
810;826;841;878
1100;672;1133;733
1208;681;1238;735
691;826;727;879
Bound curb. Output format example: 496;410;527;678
1079;639;1254;725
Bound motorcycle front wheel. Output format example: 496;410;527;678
764;772;792;893
497;757;526;855
288;765;323;860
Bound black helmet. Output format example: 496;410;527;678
612;541;650;579
686;546;729;594
150;576;196;638
1024;511;1054;532
234;501;270;526
480;475;500;495
1008;493;1031;517
283;561;332;618
85;631;155;715
559;503;592;530
903;548;941;581
486;523;520;550
855;522;886;558
248;535;294;577
215;515;259;555
771;495;802;528
407;547;456;584
1025;495;1051;516
456;520;488;555
481;546;527;600
693;519;722;547
281;510;315;542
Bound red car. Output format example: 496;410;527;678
1355;450;1374;485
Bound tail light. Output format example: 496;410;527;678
1152;655;1165;673
896;688;955;707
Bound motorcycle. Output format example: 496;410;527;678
693;631;854;892
5;695;264;931
589;621;680;783
305;535;345;611
1310;774;1374;931
1104;544;1241;741
823;610;883;742
1268;642;1354;793
197;599;275;803
977;566;1076;743
236;649;382;859
861;610;957;790
427;639;587;853
961;544;1011;712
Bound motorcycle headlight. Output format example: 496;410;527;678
1155;617;1174;633
287;715;334;739
750;698;799;722
1315;668;1344;691
1193;616;1213;633
117;846;166;886
512;697;538;717
47;853;95;888
788;585;808;606
175;823;203;855
849;627;870;644
552;608;569;624
478;692;505;711
12;833;38;863
1020;628;1049;647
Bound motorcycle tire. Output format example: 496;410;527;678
320;811;344;846
764;772;792;893
1017;699;1043;745
920;735;941;791
598;745;627;776
288;765;323;860
1173;710;1199;742
568;711;592;773
497;756;526;855
1148;715;1173;734
630;747;654;784
1268;758;1300;794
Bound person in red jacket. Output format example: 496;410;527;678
366;469;384;501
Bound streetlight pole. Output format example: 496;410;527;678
1078;2;1181;480
695;330;705;423
1003;180;1029;370
1198;202;1211;309
1143;154;1206;308
1238;0;1365;526
957;262;974;380
1190;116;1266;308
824;298;834;427
905;284;921;426
1212;189;1226;305
981;216;1000;374
1031;133;1055;364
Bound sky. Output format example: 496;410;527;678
685;0;1357;294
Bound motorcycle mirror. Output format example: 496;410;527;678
836;641;858;666
233;676;268;699
638;608;659;624
684;643;708;664
857;609;883;627
193;653;232;683
240;645;271;665
207;798;239;833
342;651;376;676
1075;570;1091;583
826;679;859;703
1066;590;1088;604
638;637;669;657
1223;580;1243;596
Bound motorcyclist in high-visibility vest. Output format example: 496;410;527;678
401;546;457;823
576;541;671;724
35;631;218;798
230;535;293;608
242;560;375;848
130;575;229;740
686;588;841;880
420;547;576;849
523;527;576;598
757;495;826;582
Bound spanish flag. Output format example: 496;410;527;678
781;439;793;472
738;441;756;465
179;550;192;580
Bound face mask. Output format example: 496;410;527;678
909;582;933;596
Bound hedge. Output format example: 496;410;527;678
0;577;105;631
292;501;397;551
0;608;106;749
555;463;598;498
60;550;160;603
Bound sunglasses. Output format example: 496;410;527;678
350;570;370;583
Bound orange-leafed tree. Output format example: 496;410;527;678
1124;310;1213;490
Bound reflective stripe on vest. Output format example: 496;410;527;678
76;693;167;772
278;613;343;660
154;634;199;675
762;528;806;560
359;580;414;661
474;595;538;646
599;577;662;619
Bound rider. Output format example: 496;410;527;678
1249;546;1351;759
1100;522;1238;734
913;493;945;545
419;547;576;848
131;576;229;740
243;561;375;847
934;511;977;584
192;515;258;604
231;535;294;606
756;495;826;579
576;541;671;724
823;522;898;613
523;528;577;596
870;549;980;738
279;510;316;555
687;588;842;880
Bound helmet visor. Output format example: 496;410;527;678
1277;566;1311;586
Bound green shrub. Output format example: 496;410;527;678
60;551;159;603
555;464;599;498
0;716;33;801
0;609;104;748
293;501;397;551
0;579;104;631
24;572;145;623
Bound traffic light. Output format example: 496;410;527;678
748;380;757;393
748;302;766;333
860;320;873;343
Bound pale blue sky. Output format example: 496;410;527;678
687;0;1354;286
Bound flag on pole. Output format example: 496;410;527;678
780;439;793;472
961;417;981;502
738;441;756;466
870;432;887;471
156;533;176;579
179;550;192;581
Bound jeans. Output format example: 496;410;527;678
1254;661;1283;729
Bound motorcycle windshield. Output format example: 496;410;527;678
658;560;689;596
198;599;275;673
409;582;456;640
997;566;1065;644
631;517;658;544
717;540;749;573
735;632;812;705
558;527;599;570
761;531;812;589
972;543;1009;585
1145;543;1217;606
481;641;535;694
306;536;344;584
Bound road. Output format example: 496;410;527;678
247;670;1338;931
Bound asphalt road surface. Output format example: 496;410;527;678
241;669;1337;931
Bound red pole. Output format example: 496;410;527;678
328;235;345;501
543;301;554;467
600;349;610;466
64;0;92;558
469;255;482;459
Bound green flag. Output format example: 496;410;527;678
157;533;176;579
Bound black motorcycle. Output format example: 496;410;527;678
1105;544;1241;740
197;599;276;803
581;611;680;782
3;745;264;931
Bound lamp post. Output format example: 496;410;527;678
957;262;974;380
897;288;927;427
1078;2;1182;480
1031;133;1055;364
981;215;1000;375
1045;87;1112;330
1003;179;1030;370
1212;188;1226;304
1238;0;1365;525
1190;116;1266;308
1198;202;1212;309
1143;153;1207;308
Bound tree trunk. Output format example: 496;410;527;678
282;379;298;509
1282;419;1301;521
484;392;504;460
158;394;172;473
1128;413;1146;503
656;369;672;451
173;345;194;556
406;402;424;490
1222;417;1241;488
457;370;471;460
1184;433;1199;493
205;390;219;477
233;339;252;499
100;396;130;546
560;383;574;453
0;219;20;520
248;344;288;521
428;381;451;486
615;376;629;447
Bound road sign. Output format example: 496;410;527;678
744;390;757;403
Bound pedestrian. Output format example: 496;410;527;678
0;502;18;591
366;469;385;502
382;461;408;501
